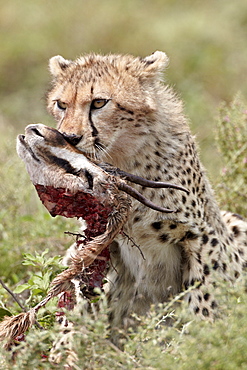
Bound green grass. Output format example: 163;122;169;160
215;95;247;215
1;278;247;369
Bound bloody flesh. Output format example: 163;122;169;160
35;184;112;289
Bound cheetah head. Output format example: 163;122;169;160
47;51;169;166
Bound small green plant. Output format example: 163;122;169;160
14;249;64;298
215;95;247;215
0;250;65;332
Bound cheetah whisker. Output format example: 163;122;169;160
95;142;113;162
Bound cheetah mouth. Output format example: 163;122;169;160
61;132;105;161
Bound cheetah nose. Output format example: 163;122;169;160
62;133;82;146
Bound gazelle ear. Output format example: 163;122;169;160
49;55;72;77
141;51;169;77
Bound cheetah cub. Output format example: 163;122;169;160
47;51;247;331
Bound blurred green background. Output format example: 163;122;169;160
1;0;247;174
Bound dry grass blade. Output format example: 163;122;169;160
0;310;35;344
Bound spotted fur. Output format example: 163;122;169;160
47;51;247;335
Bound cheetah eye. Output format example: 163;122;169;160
56;100;67;110
91;99;109;110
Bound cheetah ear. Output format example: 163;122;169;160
49;55;72;77
141;51;169;77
